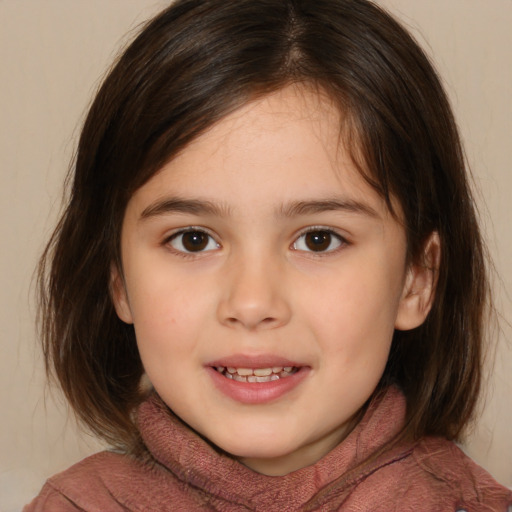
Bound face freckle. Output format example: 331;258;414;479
113;84;422;477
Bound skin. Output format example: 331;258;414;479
112;85;436;476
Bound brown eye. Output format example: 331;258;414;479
169;230;219;253
293;230;344;253
305;231;331;251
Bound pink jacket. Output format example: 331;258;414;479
25;387;512;511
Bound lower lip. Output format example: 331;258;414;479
207;367;310;404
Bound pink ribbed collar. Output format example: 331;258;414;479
137;386;411;510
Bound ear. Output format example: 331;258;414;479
395;232;440;331
110;263;134;324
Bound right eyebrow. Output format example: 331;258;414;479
139;197;231;220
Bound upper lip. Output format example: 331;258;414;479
206;354;305;369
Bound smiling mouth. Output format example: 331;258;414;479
214;366;299;383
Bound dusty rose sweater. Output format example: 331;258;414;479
25;387;512;511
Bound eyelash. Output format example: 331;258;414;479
164;226;349;257
292;227;348;255
165;227;220;258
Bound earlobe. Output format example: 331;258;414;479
395;232;441;331
110;263;134;324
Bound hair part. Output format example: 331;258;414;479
39;0;491;450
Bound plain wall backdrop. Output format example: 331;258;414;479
1;1;510;510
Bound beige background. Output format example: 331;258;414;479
1;1;510;510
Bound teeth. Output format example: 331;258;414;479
236;368;254;376
214;365;298;382
253;368;273;377
248;375;272;383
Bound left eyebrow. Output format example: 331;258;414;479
277;199;380;219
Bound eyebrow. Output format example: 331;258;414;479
139;196;379;221
140;197;231;220
277;199;379;219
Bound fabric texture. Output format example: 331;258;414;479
25;387;512;511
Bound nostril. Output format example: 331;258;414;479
227;316;276;324
223;315;280;331
217;286;292;330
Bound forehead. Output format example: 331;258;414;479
129;85;391;218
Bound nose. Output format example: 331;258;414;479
217;253;292;331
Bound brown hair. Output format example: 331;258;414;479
39;0;490;450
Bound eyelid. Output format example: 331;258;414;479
161;225;349;256
163;225;216;241
291;226;349;254
164;226;221;255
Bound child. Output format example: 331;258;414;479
27;0;512;510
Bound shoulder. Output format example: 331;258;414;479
346;436;512;512
24;450;154;512
24;448;209;512
411;436;512;511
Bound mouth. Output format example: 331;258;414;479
206;357;309;404
213;366;299;383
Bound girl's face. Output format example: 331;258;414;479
113;85;430;475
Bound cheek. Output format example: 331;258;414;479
300;257;402;356
127;268;214;355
